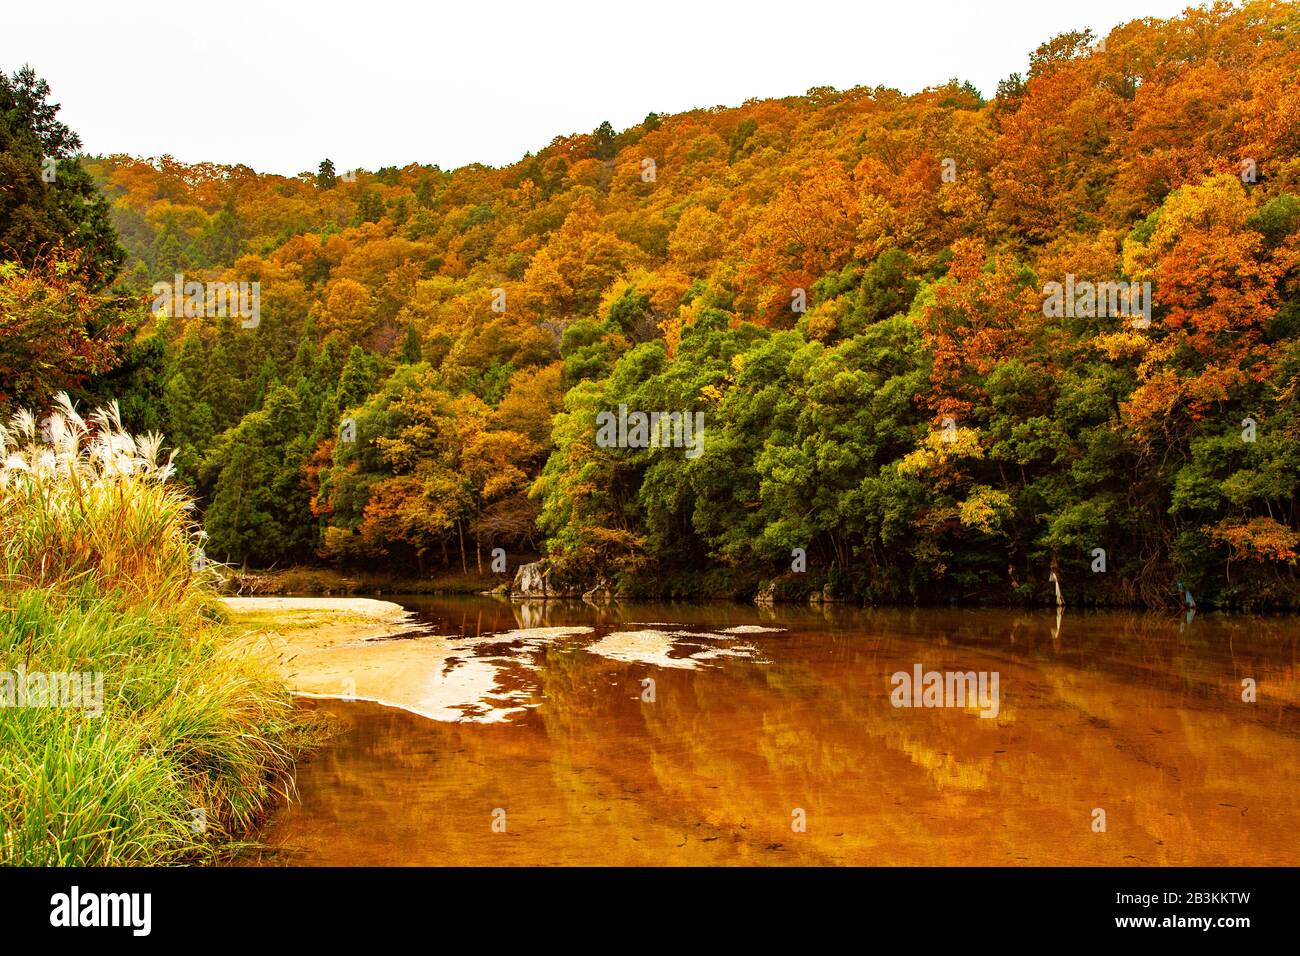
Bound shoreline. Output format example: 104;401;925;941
219;596;593;723
220;596;426;718
220;563;1300;613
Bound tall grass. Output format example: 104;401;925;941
0;394;316;865
0;393;209;605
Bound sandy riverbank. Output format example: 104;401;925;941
219;596;590;722
221;596;411;619
219;597;774;723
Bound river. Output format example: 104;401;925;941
242;596;1300;865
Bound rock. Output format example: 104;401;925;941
582;579;615;604
754;581;777;606
512;560;552;598
809;583;839;604
509;560;589;600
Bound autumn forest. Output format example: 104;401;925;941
4;0;1300;609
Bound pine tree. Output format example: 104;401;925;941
397;323;422;364
592;121;616;160
338;345;379;409
316;158;338;190
0;66;125;288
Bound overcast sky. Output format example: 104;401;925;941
3;0;1195;177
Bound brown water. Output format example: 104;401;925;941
245;597;1300;866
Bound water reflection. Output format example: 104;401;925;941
246;598;1300;866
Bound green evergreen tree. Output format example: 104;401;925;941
592;120;616;160
198;201;243;266
396;323;422;364
0;66;124;287
204;385;317;564
338;345;379;410
354;189;384;224
316;158;338;190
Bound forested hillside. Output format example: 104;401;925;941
6;0;1300;607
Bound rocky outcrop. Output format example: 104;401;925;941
808;583;843;604
755;576;843;605
582;579;615;604
512;560;552;598
510;560;584;600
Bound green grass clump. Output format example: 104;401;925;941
0;395;317;865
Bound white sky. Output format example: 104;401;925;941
2;0;1196;177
